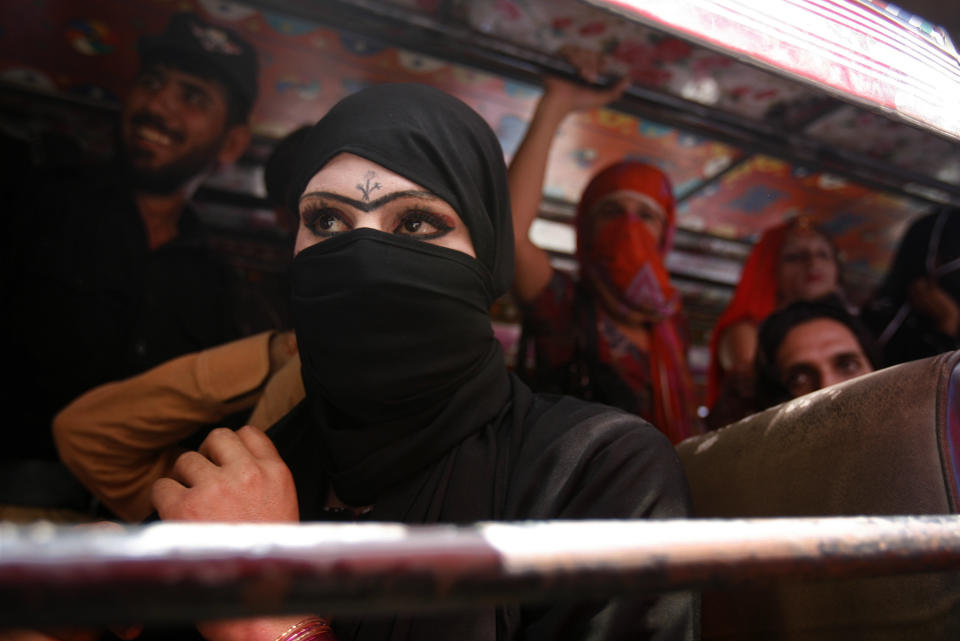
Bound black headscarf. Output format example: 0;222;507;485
287;83;514;294
264;125;311;209
286;83;513;506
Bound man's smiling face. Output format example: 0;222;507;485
121;63;232;193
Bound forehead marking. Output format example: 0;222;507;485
356;171;382;202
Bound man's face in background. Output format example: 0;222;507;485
121;63;232;194
775;317;873;398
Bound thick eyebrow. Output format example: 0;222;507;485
832;351;865;364
299;190;440;212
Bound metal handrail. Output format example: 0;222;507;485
2;516;959;627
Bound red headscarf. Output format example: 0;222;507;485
706;218;824;406
577;161;699;443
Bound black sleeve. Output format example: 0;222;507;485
506;397;699;641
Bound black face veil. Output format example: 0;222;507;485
286;83;514;506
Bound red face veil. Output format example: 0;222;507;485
576;161;699;443
576;162;679;322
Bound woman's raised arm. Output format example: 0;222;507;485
508;51;629;302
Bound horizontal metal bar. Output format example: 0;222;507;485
2;516;959;627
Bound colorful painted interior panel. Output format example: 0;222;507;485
805;105;960;185
1;0;955;380
463;0;827;123
538;107;744;204
460;0;960;187
0;0;534;139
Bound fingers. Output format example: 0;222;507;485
198;427;256;467
542;44;630;114
234;425;282;461
197;426;280;466
155;428;271;520
151;476;188;519
556;45;629;95
557;45;604;81
171;449;219;486
153;426;299;523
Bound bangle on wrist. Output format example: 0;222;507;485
273;617;333;641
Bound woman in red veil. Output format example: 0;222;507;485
510;55;699;444
706;217;840;427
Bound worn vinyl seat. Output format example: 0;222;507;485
677;350;960;641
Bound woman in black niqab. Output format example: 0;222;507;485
163;83;698;641
279;82;515;509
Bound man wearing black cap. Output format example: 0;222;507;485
1;13;262;518
122;11;258;245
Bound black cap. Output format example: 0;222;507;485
138;12;259;120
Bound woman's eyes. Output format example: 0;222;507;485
781;251;804;263
596;205;659;223
598;204;624;218
302;208;351;237
393;210;453;238
300;207;453;240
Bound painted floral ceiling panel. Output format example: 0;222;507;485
0;0;941;291
805;105;960;185
538;106;743;204
0;0;740;211
457;0;960;187
462;0;824;123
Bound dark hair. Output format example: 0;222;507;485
755;293;881;408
